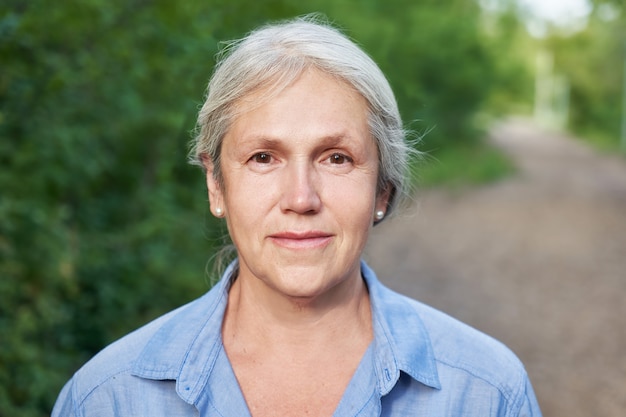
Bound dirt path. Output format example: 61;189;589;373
364;118;626;417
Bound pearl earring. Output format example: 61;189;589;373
375;210;385;221
215;207;223;217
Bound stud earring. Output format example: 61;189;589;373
215;207;223;217
375;210;385;221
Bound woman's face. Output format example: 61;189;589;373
205;69;389;300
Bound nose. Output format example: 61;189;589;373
280;159;322;215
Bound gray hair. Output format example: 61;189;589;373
189;15;417;218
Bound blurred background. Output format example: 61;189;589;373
1;0;624;416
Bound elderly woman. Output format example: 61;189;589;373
52;17;542;417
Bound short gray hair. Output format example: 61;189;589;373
189;15;417;218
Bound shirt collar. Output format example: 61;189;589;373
361;261;442;394
131;262;237;405
131;260;440;406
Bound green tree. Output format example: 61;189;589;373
1;1;515;415
321;0;497;149
544;1;624;149
2;2;219;415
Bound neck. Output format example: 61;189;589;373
222;270;372;355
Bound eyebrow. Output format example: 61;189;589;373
241;132;353;147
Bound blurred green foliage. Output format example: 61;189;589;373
543;0;625;150
6;0;618;415
416;144;517;189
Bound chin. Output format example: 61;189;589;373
270;266;354;300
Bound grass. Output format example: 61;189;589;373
412;142;516;189
575;127;626;156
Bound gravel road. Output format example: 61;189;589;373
365;118;626;417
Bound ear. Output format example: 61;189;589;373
374;184;393;224
200;153;225;218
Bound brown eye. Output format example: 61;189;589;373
252;153;271;164
329;153;351;164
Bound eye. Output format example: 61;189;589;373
251;152;272;164
329;153;352;164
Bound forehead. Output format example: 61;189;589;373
225;69;371;145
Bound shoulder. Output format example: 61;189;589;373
388;288;533;406
64;304;186;404
53;291;212;414
364;262;531;402
53;265;237;416
411;296;526;384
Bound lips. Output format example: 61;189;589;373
268;231;333;250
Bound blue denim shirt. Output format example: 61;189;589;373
52;261;542;416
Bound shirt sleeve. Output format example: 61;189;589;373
515;377;543;417
51;378;78;417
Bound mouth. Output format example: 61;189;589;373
268;231;333;250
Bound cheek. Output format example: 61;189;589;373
223;167;269;203
325;177;378;219
222;172;278;225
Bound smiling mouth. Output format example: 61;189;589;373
268;231;333;250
